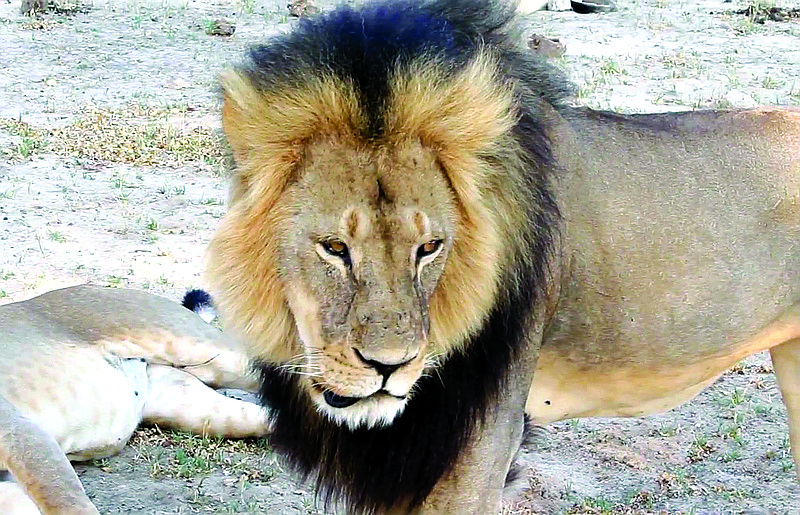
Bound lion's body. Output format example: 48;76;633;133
0;286;267;514
205;0;800;511
530;108;800;425
206;0;799;512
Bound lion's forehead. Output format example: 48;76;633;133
292;139;456;239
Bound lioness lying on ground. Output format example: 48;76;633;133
206;0;800;512
0;285;268;514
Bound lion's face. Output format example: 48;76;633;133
276;139;458;428
212;57;514;431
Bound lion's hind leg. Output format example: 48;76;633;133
142;365;270;438
767;302;800;477
771;335;800;482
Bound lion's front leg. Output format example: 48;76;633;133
421;414;526;513
419;361;536;514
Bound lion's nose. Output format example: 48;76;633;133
353;348;416;385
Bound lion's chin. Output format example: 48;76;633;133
310;388;409;430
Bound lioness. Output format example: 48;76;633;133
205;0;799;512
0;285;268;514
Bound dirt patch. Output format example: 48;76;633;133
1;0;799;512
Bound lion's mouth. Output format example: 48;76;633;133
310;385;411;428
319;388;407;409
323;390;361;408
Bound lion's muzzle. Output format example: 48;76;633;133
306;343;425;428
321;349;418;409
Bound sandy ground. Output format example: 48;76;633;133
1;0;799;512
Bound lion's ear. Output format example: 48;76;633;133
218;69;308;204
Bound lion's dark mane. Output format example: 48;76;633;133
249;0;570;513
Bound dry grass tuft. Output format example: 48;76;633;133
127;426;276;480
20;18;58;30
51;105;228;170
1;104;231;173
0;118;48;159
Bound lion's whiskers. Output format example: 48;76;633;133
278;363;322;376
423;350;445;369
277;349;327;378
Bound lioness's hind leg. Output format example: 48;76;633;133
142;365;270;438
0;395;98;515
0;480;40;515
770;336;800;481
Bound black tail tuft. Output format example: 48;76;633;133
182;289;213;312
182;289;217;323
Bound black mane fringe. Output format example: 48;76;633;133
249;0;567;512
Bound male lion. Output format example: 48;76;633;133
207;0;800;512
0;285;267;514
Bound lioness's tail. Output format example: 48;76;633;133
182;289;217;323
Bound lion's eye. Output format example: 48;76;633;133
416;239;443;261
325;240;347;255
321;240;351;265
